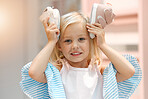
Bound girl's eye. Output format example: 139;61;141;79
64;39;72;43
78;38;85;41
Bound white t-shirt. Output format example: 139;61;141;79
60;59;103;99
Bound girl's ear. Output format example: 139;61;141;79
57;42;62;51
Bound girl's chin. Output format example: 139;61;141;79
65;55;89;64
66;58;88;64
67;59;82;63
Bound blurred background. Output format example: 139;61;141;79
0;0;147;99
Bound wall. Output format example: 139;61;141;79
139;0;148;98
0;0;40;99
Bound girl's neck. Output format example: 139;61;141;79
66;59;90;68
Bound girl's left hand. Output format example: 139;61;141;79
86;23;106;48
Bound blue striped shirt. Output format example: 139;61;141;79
20;54;142;99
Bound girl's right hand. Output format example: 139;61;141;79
43;17;60;43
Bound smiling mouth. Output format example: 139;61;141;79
71;52;82;56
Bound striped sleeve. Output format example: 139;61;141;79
104;54;142;99
103;62;119;99
19;62;51;99
117;54;142;98
45;63;66;99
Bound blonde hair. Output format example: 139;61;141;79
49;11;102;67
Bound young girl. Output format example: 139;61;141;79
20;12;142;99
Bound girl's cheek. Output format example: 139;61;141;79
64;46;70;51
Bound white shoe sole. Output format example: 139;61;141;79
89;3;99;39
52;9;60;39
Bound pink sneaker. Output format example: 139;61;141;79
89;3;115;39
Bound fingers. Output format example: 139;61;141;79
87;28;103;35
86;23;102;29
43;17;58;29
54;29;60;35
86;23;104;35
43;17;49;29
87;23;102;28
50;23;58;29
94;23;103;29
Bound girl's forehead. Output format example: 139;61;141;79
63;32;88;38
62;22;88;37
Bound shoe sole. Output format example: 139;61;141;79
89;3;99;39
52;9;60;39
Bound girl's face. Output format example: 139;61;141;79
59;22;90;65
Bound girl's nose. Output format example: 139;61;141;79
72;41;79;50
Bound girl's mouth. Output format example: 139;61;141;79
71;52;82;56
